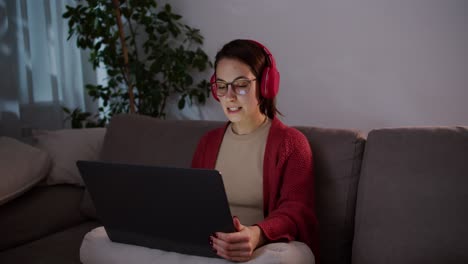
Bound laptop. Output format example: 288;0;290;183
76;160;235;258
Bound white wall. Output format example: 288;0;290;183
167;0;468;133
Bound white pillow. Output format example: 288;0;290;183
0;137;52;205
34;128;106;186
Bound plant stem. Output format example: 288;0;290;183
112;0;136;114
160;95;167;118
127;15;140;63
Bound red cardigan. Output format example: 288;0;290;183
191;117;319;256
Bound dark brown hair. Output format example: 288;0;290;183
214;39;281;119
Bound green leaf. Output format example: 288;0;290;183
62;106;71;114
172;14;182;20
198;93;206;104
178;96;186;109
164;4;172;13
185;75;193;86
157;11;169;22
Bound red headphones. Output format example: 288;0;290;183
210;40;280;101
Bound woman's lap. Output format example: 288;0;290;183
80;227;315;264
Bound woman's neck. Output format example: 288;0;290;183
231;115;268;135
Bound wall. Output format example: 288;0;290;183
1;0;467;135
167;0;468;133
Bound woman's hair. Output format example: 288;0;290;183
214;39;281;119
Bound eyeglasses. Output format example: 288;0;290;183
211;78;256;97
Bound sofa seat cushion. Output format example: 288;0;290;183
353;127;468;264
80;226;315;264
0;185;87;250
0;221;100;264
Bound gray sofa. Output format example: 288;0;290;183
1;114;467;264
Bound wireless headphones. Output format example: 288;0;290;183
210;39;280;101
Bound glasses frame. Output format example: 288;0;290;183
212;78;257;97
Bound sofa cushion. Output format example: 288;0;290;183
34;128;106;186
0;137;51;205
0;221;100;264
100;114;223;167
0;185;87;250
352;127;468;264
296;127;365;264
80;114;223;218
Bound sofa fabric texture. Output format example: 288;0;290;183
353;127;468;264
0;221;100;264
0;137;51;205
100;114;221;167
33;128;106;186
0;185;87;251
296;127;365;264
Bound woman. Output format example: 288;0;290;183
192;39;318;262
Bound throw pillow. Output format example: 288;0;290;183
33;128;106;186
0;137;52;205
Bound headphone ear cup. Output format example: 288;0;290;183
210;74;220;101
260;67;270;98
260;66;280;99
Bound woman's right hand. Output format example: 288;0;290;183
210;216;265;262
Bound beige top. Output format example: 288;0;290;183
215;119;272;226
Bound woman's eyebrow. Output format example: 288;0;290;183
216;76;250;82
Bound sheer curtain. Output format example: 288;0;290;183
0;0;100;138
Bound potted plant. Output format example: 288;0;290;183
62;0;212;127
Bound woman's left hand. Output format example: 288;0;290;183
210;216;265;262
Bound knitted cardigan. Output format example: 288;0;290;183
191;117;319;256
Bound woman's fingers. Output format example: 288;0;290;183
215;231;249;243
233;216;243;231
213;240;253;262
211;235;251;251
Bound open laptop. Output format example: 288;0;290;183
76;160;235;258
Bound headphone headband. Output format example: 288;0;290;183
247;39;277;69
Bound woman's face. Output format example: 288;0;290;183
215;58;264;130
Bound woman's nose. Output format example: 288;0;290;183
225;84;236;99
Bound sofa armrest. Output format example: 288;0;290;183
0;185;88;251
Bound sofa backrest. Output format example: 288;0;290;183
100;114;223;167
97;114;366;264
352;127;468;264
296;127;366;264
